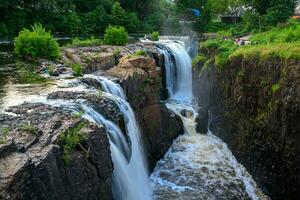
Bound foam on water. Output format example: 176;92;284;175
150;39;267;200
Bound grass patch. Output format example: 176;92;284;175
132;50;147;57
251;22;300;45
59;121;87;165
230;42;300;60
20;123;38;135
0;127;10;144
200;39;238;68
65;37;103;48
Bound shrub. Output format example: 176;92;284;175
71;63;83;77
59;122;87;164
113;48;121;57
192;54;206;67
66;37;103;48
133;50;147;57
272;83;281;93
151;31;159;41
104;26;128;46
14;23;60;60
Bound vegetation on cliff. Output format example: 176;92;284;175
199;20;300;68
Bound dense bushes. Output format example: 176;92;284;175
104;26;128;46
151;32;159;41
14;23;60;60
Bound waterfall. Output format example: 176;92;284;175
158;41;193;104
83;74;152;200
151;39;266;200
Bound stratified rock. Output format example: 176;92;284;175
62;46;122;73
0;103;113;200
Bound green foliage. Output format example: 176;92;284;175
72;110;84;119
110;2;140;33
113;48;121;57
62;12;82;34
200;39;238;67
15;62;47;83
251;22;300;44
84;6;108;33
0;23;8;38
58;122;87;164
272;82;281;93
133;50;147;57
66;37;103;47
192;54;207;67
230;43;300;60
104;26;128;46
0;0;175;38
20;123;38;135
70;63;83;77
243;0;297;27
151;32;159;41
0;127;10;144
14;23;60;60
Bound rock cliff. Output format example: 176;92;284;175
193;56;300;200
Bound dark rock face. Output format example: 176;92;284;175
194;58;300;200
196;108;209;134
0;103;113;200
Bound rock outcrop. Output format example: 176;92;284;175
193;57;300;200
108;54;183;168
0;103;113;200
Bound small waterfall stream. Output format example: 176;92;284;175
151;39;267;200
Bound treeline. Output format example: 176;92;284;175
0;0;176;39
1;0;298;39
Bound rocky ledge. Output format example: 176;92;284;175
0;103;113;200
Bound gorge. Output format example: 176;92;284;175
0;36;299;200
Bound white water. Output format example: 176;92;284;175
151;39;267;200
158;41;193;104
83;74;152;200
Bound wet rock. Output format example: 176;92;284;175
0;103;113;200
196;108;209;134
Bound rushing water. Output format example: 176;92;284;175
151;39;267;200
82;74;152;200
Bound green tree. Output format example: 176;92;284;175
62;12;82;34
110;1;127;27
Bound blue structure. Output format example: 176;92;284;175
191;9;201;17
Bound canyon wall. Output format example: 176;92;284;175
193;56;300;200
